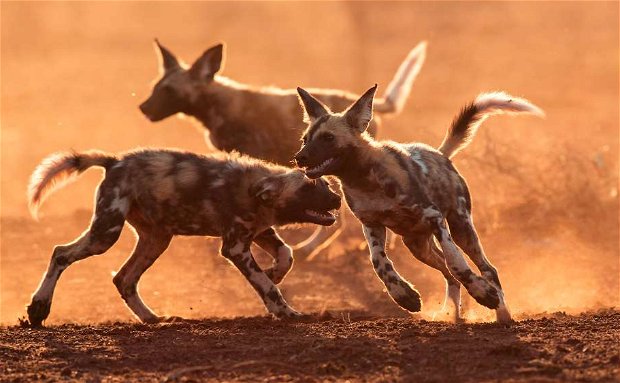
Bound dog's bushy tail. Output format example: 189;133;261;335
373;41;427;115
28;151;118;219
438;92;544;159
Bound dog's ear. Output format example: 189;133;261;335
154;39;180;73
249;176;282;207
344;84;377;133
189;43;224;81
297;87;330;124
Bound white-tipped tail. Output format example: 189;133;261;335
438;92;544;159
474;91;545;118
28;151;116;219
374;41;427;115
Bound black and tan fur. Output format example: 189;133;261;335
139;40;426;257
295;85;544;323
26;149;340;326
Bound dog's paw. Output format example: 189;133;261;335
26;299;51;328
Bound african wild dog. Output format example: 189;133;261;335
139;40;427;257
295;85;544;323
25;149;340;326
139;40;426;164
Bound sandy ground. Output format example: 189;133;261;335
1;2;619;382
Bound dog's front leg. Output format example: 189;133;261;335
221;227;301;318
253;227;293;284
362;225;422;313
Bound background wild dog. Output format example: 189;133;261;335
25;149;340;326
139;40;426;257
295;85;544;323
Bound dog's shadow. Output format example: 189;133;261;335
16;312;543;382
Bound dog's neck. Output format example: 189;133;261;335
185;76;252;133
334;136;382;190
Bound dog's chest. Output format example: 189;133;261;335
344;187;430;235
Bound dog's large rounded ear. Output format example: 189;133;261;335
345;84;377;133
297;87;330;124
190;43;225;81
154;39;180;73
249;176;281;206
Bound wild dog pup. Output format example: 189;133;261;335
139;40;426;257
295;85;544;323
26;149;340;326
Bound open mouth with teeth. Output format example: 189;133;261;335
304;156;340;178
302;208;337;226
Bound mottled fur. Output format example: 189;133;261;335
139;40;426;257
295;85;543;323
26;149;340;326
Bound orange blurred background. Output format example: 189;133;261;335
1;2;618;324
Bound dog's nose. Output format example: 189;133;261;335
139;101;149;114
294;152;308;167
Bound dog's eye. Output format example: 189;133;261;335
321;133;335;142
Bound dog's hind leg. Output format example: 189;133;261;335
362;225;422;313
402;234;462;322
27;179;129;326
423;206;503;318
447;211;512;324
253;228;293;284
113;228;172;323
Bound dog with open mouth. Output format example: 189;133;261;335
139;40;427;259
294;84;544;323
25;148;340;326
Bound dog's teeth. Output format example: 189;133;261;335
308;158;334;173
305;209;333;219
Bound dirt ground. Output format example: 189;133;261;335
1;310;619;382
1;2;619;382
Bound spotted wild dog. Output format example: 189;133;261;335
25;149;340;326
139;40;427;257
294;85;544;323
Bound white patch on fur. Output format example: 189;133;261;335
228;241;245;255
496;300;513;324
210;177;226;188
122;291;159;322
464;275;494;302
109;188;129;214
456;196;469;215
270;245;293;282
444;283;461;318
152;176;175;202
106;225;123;233
410;151;428;175
439;283;461;320
32;269;62;303
383;272;413;300
176;161;199;187
421;206;443;221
